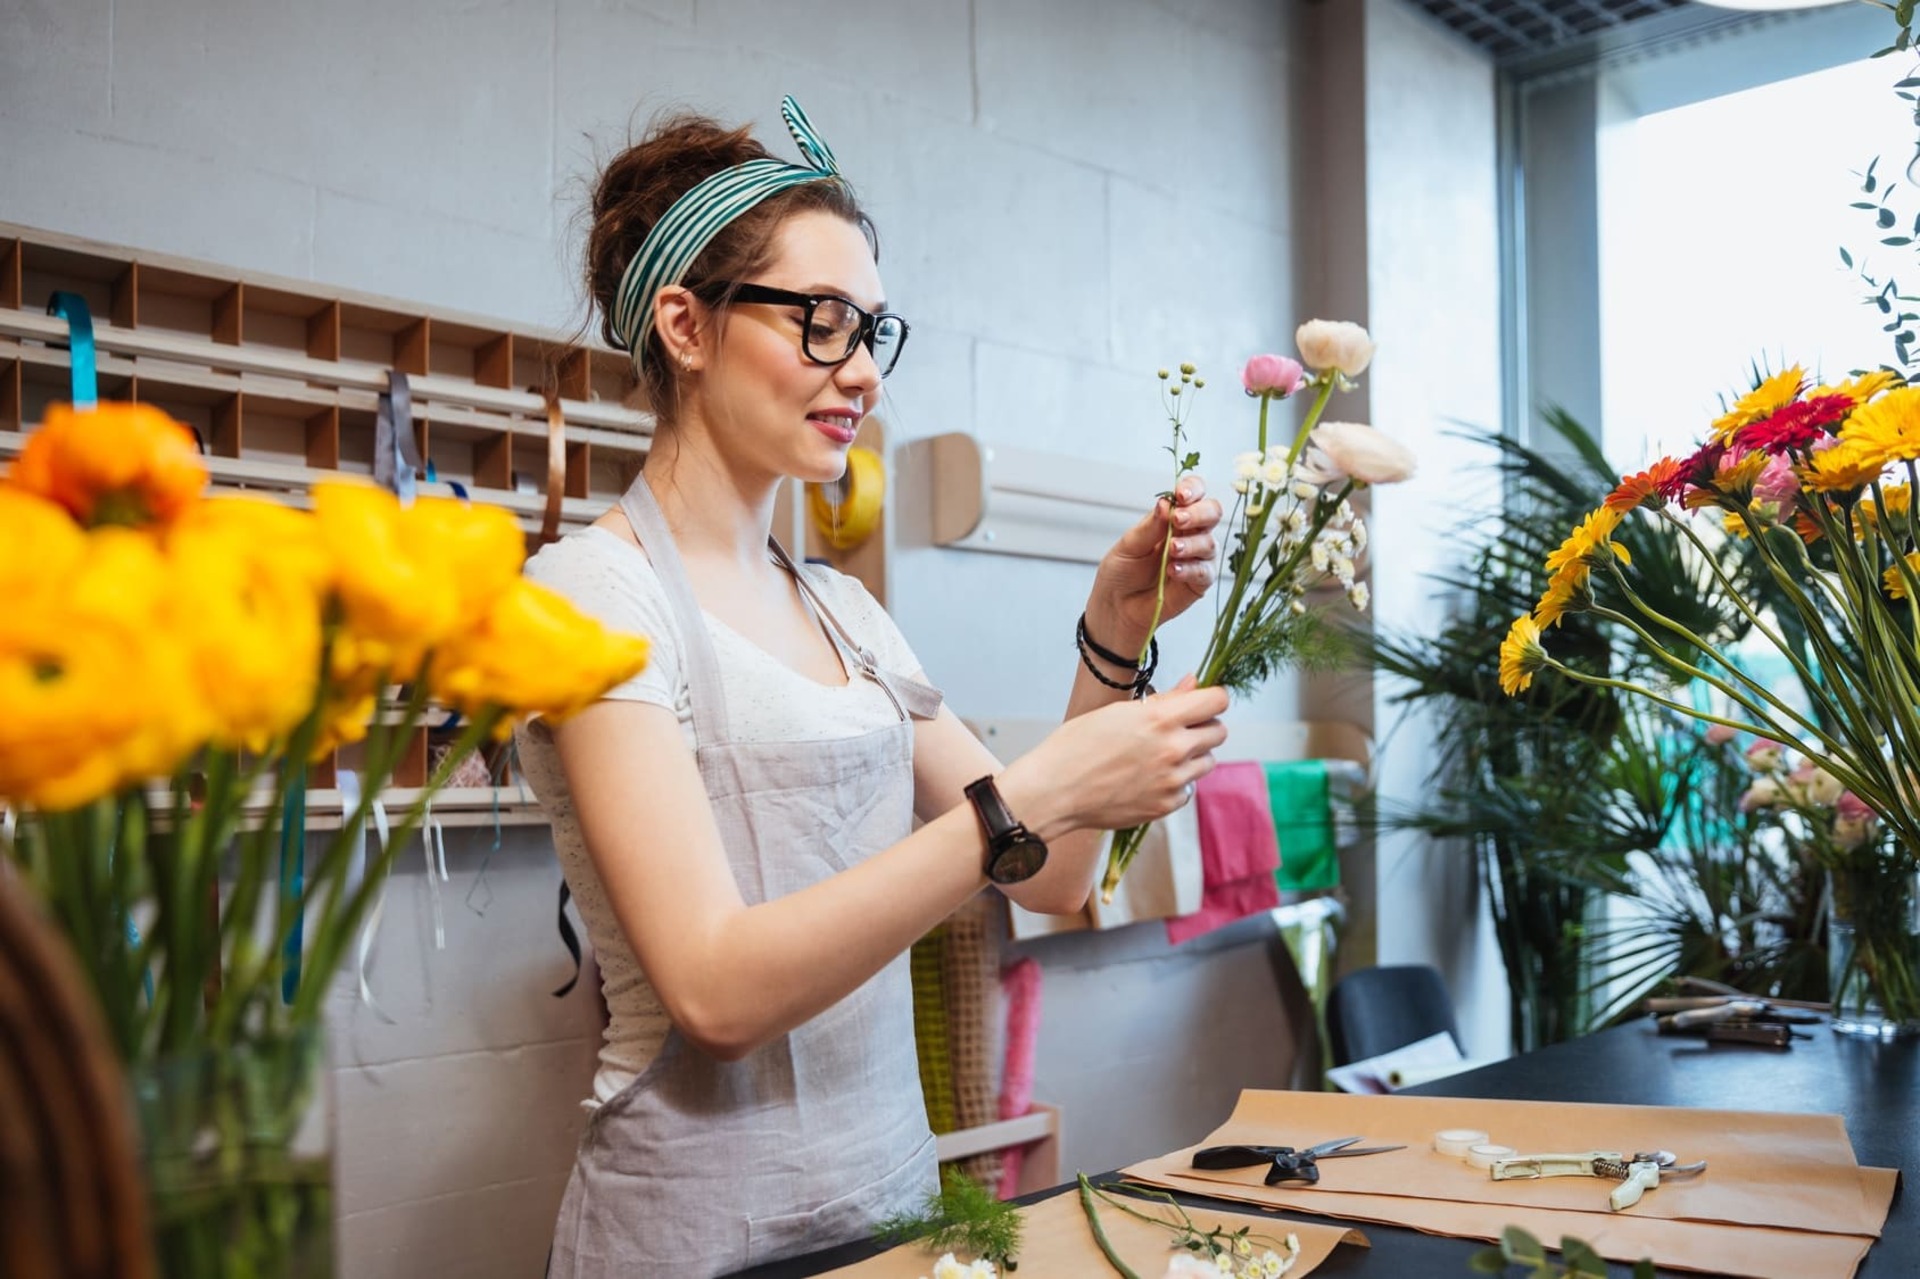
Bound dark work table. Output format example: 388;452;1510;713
737;1020;1913;1277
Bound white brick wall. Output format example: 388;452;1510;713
0;0;1508;1269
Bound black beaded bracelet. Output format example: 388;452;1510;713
1076;613;1158;698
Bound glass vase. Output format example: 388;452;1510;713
134;1025;334;1277
1826;865;1920;1039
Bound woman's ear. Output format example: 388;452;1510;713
652;285;709;373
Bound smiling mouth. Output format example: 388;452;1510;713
808;413;859;442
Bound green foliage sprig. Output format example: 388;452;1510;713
1469;1226;1652;1278
874;1168;1023;1271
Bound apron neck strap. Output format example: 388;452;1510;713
618;474;731;748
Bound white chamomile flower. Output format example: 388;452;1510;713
1347;582;1370;610
1266;443;1290;461
1338;500;1354;522
1285;508;1308;533
1235;453;1261;479
1291;598;1308;615
1249;503;1265;516
1334;559;1356;587
1310;541;1330;572
1289;479;1318;501
1351;520;1368;551
1215;1253;1236;1275
1261;460;1288;486
1235;1236;1254;1257
1232;478;1251;495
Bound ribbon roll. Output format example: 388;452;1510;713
807;444;884;550
46;291;98;408
1433;1128;1490;1158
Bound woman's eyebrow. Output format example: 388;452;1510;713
798;282;886;310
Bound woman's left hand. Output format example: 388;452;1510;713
1088;476;1225;647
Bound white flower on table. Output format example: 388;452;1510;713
922;1253;997;1279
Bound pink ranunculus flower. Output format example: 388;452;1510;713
1745;739;1785;772
1242;353;1307;398
1788;761;1844;806
1295;319;1376;377
1738;778;1784;812
1704;724;1737;746
1299;421;1416;486
1836;790;1875;823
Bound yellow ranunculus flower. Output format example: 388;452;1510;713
427;577;649;735
312;482;529;685
164;497;332;752
8;402;208;528
0;529;205;808
0;485;88;601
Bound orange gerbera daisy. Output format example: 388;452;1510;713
1606;458;1683;512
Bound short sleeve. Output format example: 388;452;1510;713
523;529;684;714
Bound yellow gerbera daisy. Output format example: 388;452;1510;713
1801;441;1887;493
1534;565;1589;629
1809;369;1900;407
1500;615;1547;696
1838;384;1920;469
1543;507;1631;591
1710;366;1805;443
1884;551;1920;600
1857;482;1912;537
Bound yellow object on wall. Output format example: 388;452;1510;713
807;444;884;550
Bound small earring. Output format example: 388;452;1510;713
680;351;693;372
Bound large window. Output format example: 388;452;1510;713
1599;50;1915;463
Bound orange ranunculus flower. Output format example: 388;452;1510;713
8;403;208;529
427;577;649;736
164;497;332;752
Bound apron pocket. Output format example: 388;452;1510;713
743;1130;938;1266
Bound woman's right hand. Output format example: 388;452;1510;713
999;675;1230;837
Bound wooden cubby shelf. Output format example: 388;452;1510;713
0;223;652;539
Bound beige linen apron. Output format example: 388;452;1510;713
548;477;942;1278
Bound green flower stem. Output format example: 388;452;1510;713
1540;662;1781;742
1587;601;1883;803
1665;510;1834;711
1284;376;1338;470
1256;391;1271;457
1077;1175;1144;1279
1596;569;1833;749
292;707;505;1025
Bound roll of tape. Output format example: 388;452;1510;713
1466;1143;1515;1170
1433;1128;1490;1158
808;444;884;550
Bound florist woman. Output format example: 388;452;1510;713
517;98;1229;1276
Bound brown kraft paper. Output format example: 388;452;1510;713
1124;1155;1896;1279
822;1185;1367;1277
1155;1089;1887;1235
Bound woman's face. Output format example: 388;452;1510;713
698;210;887;487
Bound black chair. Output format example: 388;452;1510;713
1325;963;1462;1066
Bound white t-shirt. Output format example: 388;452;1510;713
515;525;928;1107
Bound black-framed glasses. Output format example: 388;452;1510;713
722;283;910;378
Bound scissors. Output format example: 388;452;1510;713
1191;1135;1407;1185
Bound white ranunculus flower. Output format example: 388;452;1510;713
1303;421;1416;485
1295;318;1376;376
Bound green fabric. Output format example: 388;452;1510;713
910;928;958;1135
1266;760;1339;892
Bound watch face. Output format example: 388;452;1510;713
989;836;1049;885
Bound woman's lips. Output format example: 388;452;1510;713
809;416;857;444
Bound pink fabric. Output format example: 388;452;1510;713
996;957;1044;1199
1165;761;1282;945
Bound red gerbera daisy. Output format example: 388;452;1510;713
1735;394;1852;454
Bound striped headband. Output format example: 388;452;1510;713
609;96;843;372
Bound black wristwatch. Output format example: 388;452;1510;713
964;775;1050;885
